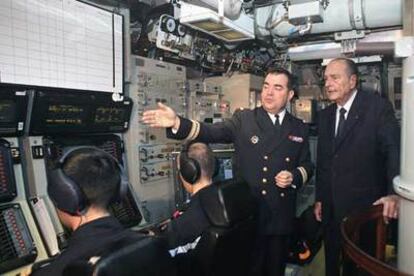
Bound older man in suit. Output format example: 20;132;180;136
314;58;400;276
142;68;314;276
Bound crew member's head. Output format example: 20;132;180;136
261;67;295;114
48;148;123;230
178;142;215;195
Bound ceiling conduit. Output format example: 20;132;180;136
255;0;402;38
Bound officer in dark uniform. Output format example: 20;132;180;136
142;68;314;276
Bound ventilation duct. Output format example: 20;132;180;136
177;0;242;20
176;1;254;42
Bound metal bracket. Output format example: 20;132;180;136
320;0;329;9
218;0;224;18
283;0;290;11
341;39;357;56
335;30;365;41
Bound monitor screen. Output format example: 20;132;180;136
0;88;28;136
212;149;234;182
0;100;16;124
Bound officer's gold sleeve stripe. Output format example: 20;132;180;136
184;120;196;141
193;120;200;139
297;167;308;184
190;120;200;140
185;120;200;141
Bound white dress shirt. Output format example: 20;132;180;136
335;90;357;136
268;109;286;125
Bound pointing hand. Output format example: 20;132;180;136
142;102;179;129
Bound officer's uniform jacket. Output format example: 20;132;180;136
167;106;313;235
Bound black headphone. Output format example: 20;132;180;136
47;146;128;215
179;142;201;185
179;142;219;185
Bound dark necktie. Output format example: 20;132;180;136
274;114;281;135
336;108;346;138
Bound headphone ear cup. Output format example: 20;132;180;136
47;168;86;214
179;153;201;185
114;164;128;202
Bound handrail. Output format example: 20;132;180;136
340;205;412;276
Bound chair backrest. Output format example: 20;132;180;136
193;179;257;276
95;236;175;276
63;236;175;276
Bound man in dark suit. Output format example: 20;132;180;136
314;58;400;276
142;68;314;276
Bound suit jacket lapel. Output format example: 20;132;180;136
327;105;336;142
324;105;336;154
334;91;364;151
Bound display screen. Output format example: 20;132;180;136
94;107;125;124
45;104;88;126
213;155;234;182
0;101;16;124
29;90;132;135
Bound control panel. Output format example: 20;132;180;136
125;56;185;224
0;140;17;202
0;137;48;276
187;79;227;123
0;205;37;274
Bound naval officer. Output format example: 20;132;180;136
142;68;314;276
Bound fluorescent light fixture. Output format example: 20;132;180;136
178;2;254;42
288;1;324;25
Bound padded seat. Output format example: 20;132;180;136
63;236;175;276
191;179;257;276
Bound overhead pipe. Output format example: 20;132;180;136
256;0;402;38
288;31;401;61
353;41;395;56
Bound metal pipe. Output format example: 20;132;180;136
288;42;341;60
394;55;414;275
288;40;395;61
354;41;395;56
298;20;313;35
256;0;402;37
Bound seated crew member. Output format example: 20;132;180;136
163;142;215;257
31;147;145;276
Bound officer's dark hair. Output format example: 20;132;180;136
330;58;359;84
265;67;294;91
187;142;215;180
62;149;121;210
